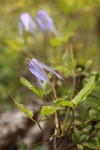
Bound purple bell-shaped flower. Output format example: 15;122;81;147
27;58;62;91
19;13;37;36
36;10;56;34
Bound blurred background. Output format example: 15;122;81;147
0;0;100;149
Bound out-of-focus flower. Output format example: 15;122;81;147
27;59;62;91
19;13;37;36
36;10;56;34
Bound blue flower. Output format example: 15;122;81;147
19;13;37;36
36;10;56;34
27;59;62;91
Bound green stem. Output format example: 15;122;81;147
63;107;70;129
63;72;76;130
31;118;44;132
71;72;76;99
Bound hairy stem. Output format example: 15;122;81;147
51;80;62;150
52;81;62;135
53;137;57;150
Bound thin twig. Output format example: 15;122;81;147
62;39;76;130
27;138;50;150
66;108;75;133
53;137;57;150
71;73;76;100
51;78;62;150
52;83;62;135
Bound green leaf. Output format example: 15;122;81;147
14;101;33;119
85;81;100;108
60;100;74;107
50;38;62;46
83;125;92;133
84;143;97;149
74;128;80;142
41;106;63;116
84;60;92;72
42;82;52;95
54;98;74;108
98;131;100;144
86;97;100;108
95;122;100;129
89;109;97;120
5;38;23;51
72;76;96;106
19;142;27;150
54;65;72;76
63;32;72;42
31;145;48;150
20;77;44;97
31;87;44;98
70;46;77;71
20;77;32;88
77;144;84;150
72;128;80;143
79;135;88;142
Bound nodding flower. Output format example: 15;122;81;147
19;13;37;36
27;59;63;91
36;10;56;34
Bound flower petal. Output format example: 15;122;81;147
36;78;44;91
19;13;37;36
28;59;50;84
19;21;23;35
36;10;56;33
38;61;63;80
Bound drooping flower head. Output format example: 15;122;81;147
27;59;62;91
36;10;56;34
19;13;37;36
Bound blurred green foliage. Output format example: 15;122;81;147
0;0;100;112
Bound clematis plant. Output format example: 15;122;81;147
36;10;56;34
14;12;99;149
15;55;97;150
27;58;63;136
19;13;37;36
27;58;63;91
